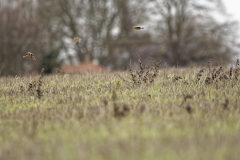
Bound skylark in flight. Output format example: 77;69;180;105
73;37;81;44
23;52;36;61
133;26;144;30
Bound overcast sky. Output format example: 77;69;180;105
223;0;240;50
221;0;240;58
223;0;240;26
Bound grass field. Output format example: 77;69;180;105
0;65;240;160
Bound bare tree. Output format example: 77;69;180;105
0;0;50;76
37;0;150;69
149;0;239;66
1;0;238;76
38;0;120;64
104;0;150;69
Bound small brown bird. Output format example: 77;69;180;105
23;52;36;61
133;26;144;30
73;37;81;44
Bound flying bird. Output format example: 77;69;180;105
73;37;81;44
23;52;36;61
133;26;144;30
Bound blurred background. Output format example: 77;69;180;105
0;0;240;76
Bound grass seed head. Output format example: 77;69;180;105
235;59;239;67
208;59;211;74
223;98;229;110
196;69;204;84
113;103;130;118
185;105;193;114
229;67;233;78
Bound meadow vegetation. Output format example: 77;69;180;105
0;60;240;160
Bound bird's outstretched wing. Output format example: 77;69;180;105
23;52;36;61
73;37;81;44
133;26;144;30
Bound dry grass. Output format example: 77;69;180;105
0;63;240;160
